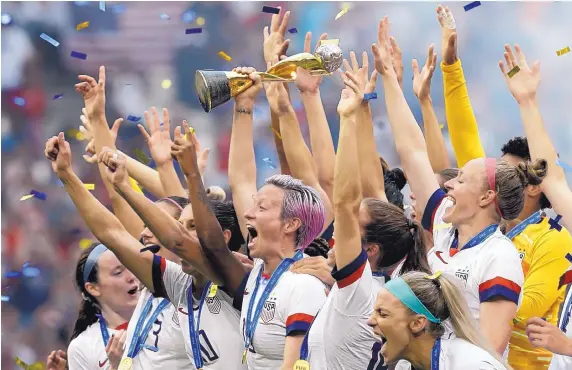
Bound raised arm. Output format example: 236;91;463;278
44;133;154;291
437;5;485;166
372;17;440;218
295;32;336;202
265;58;335;233
171;122;247;295
413;44;451;173
499;44;572;230
333;62;364;269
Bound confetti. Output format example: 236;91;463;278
335;7;349;20
22;266;40;278
13;97;26;106
319;39;340;46
30;190;47;200
262;6;280;14
196;17;205;26
218;51;232;62
270;126;282;140
4;271;20;278
84;184;95;190
76;131;85;141
20;194;35;201
71;51;87;60
263;157;277;169
507;65;520;78
160;13;170;20
69;228;82;235
76;21;89;31
127;115;142;122
134;149;150;164
161;79;172;89
1;12;13;26
15;356;44;370
556;158;572;172
288;27;298;34
99;1;106;11
40;33;60;47
79;238;93;249
439;123;445;129
463;1;481;11
185;28;202;34
53;94;64;100
557;46;570;56
548;215;563;232
566;253;572;263
182;10;196;23
1;296;9;302
363;92;377;101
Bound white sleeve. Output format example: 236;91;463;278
151;255;192;303
476;239;524;305
331;249;375;315
284;274;327;336
67;339;93;370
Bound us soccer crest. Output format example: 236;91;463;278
206;296;221;314
261;301;276;323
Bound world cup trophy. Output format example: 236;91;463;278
195;43;344;113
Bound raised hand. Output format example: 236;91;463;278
75;66;106;118
81;111;124;164
263;7;291;64
46;350;67;370
436;5;458;65
137;107;175;167
498;44;541;104
412;44;437;101
371;17;396;78
174;124;211;176
337;55;366;117
105;330;127;370
264;56;293;113
294;32;329;95
233;66;263;105
98;148;129;187
171;121;200;178
390;36;404;87
45;132;72;174
346;50;378;101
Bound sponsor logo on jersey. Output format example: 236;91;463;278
206;297;221;314
98;358;108;367
178;306;189;316
261;301;276;323
435;251;448;264
518;251;526;260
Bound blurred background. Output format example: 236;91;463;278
1;1;571;368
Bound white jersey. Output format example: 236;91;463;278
235;257;327;370
317;249;388;370
152;255;246;370
394;333;508;370
119;285;192;370
549;286;572;370
67;319;129;370
422;189;524;324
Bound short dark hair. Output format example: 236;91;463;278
501;137;551;209
384;168;407;209
305;238;330;258
210;200;244;252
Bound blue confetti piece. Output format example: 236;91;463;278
4;271;20;278
463;1;481;11
363;92;378;101
99;1;106;11
1;296;9;302
30;190;47;201
53;94;64;100
288;28;298;34
111;4;126;14
185;28;202;34
69;228;82;235
182;10;196;23
22;262;30;269
13;97;26;106
71;51;87;60
262;6;280;14
40;33;60;47
549;214;563;232
566;253;572;263
22;266;41;278
1;12;13;26
160;13;170;20
556;159;572;173
127;115;142;122
262;157;277;169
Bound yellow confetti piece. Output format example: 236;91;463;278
557;46;570;56
20;194;35;201
76;131;85;141
218;51;232;62
15;356;44;370
439;123;445;129
507;65;520;78
134;149;150;164
196;16;205;26
335;7;348;20
270;125;282;140
434;223;452;230
79;238;93;250
129;177;144;194
319;39;340;46
76;21;89;31
84;183;95;190
161;79;172;89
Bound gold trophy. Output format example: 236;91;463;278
195;43;344;113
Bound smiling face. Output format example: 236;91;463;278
139;201;181;263
86;250;140;313
409;173;449;221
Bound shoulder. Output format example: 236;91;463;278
68;324;99;356
534;221;572;246
284;271;326;290
480;233;519;259
448;338;503;367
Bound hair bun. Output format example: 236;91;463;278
207;186;226;201
385;168;407;190
516;159;548;187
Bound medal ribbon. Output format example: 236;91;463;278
187;281;213;369
97;314;111;346
126;296;169;359
506;211;542;240
299;310;320;361
244;250;304;351
431;337;441;370
559;292;572;333
450;223;498;252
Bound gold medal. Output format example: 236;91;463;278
294;360;310;370
208;284;218;298
242;349;247;364
118;357;133;370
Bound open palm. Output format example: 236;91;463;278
498;44;540;104
75;66;106;118
138;107;174;166
412;44;437;101
263;8;291;64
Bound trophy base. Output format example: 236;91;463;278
195;70;232;113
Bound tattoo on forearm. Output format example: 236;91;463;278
236;108;252;115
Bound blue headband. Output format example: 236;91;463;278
384;277;441;324
83;244;108;285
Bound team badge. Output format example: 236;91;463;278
206;296;221;314
261;301;276;323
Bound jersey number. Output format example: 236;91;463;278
199;330;219;363
151;319;163;349
367;341;387;370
